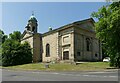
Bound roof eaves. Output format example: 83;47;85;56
42;23;74;37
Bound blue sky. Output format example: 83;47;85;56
2;2;107;35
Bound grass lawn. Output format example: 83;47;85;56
1;62;116;71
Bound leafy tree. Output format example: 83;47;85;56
2;40;32;66
2;31;32;66
2;39;20;66
20;41;32;64
0;30;7;65
91;2;120;68
0;29;7;44
9;31;21;42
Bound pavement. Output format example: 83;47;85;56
1;68;118;81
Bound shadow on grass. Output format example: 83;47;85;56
106;67;119;69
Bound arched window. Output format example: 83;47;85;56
86;38;91;51
32;26;35;32
46;44;50;57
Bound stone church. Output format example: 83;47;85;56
21;15;102;63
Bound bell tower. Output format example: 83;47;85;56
22;12;42;63
25;12;38;33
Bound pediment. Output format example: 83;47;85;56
22;30;33;39
73;18;95;32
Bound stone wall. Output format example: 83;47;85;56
74;22;102;61
33;33;41;62
42;32;59;62
59;27;74;61
21;32;42;63
42;27;75;62
21;33;33;49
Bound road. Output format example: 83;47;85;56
1;69;118;81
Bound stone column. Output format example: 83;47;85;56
70;31;74;62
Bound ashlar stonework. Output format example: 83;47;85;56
21;15;102;63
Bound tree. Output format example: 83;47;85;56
91;2;120;68
2;31;32;66
0;30;7;65
2;39;20;66
2;39;32;66
0;29;7;44
9;31;21;42
20;41;32;64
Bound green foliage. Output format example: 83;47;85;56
0;29;8;44
91;2;120;68
19;41;32;64
0;29;8;65
2;40;32;66
2;31;32;66
9;31;21;42
2;39;20;66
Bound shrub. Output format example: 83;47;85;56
2;40;32;66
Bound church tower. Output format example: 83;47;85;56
25;13;38;33
21;13;42;63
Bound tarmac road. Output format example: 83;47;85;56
1;69;118;81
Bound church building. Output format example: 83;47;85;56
21;15;102;63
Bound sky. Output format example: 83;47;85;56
2;2;107;35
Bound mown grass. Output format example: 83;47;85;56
1;62;115;71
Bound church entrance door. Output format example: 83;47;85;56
63;51;69;60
